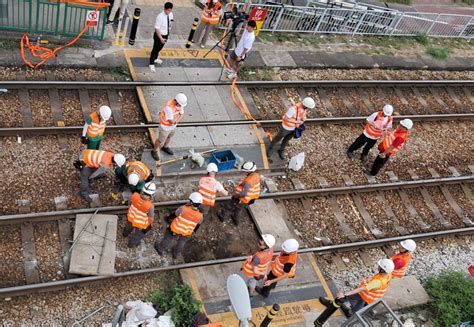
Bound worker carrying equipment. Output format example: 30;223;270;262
256;238;299;298
81;106;112;150
218;161;260;225
123;182;156;248
241;234;275;296
115;160;153;193
268;97;315;160
369;119;412;176
333;258;394;317
347;104;394;162
154;192;204;260
391;239;416;278
74;150;126;203
198;163;229;215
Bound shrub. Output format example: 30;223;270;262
425;271;474;327
414;33;428;45
148;284;202;327
426;46;450;60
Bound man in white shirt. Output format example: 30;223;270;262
149;2;174;72
225;20;256;79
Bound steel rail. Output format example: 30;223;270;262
1;113;473;136
0;80;473;89
1;226;472;298
1;175;472;224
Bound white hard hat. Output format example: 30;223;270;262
400;118;413;130
400;239;416;252
114;154;126;167
189;192;203;204
143;181;156;195
207;163;218;173
242;161;257;173
378;258;395;274
175;93;188;107
128;173;140;186
262;234;276;248
282;239;299;253
302;97;316;109
99;105;112;121
383;104;393;116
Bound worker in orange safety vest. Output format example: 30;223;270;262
240;234;275;296
198;163;228;216
218;161;260;225
256;238;299;298
123;182;156;247
268;97;316;160
193;0;222;48
391;239;416;278
154;192;203;260
347;104;394;161
369;118;412;176
81;105;112;150
116;160;154;193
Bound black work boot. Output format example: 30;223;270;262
340;303;353;318
154;242;163;255
361;154;368;162
161;147;174;155
346;150;354;158
278;149;285;160
318;297;332;307
151;150;160;161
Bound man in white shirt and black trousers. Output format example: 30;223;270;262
224;20;256;79
149;2;174;72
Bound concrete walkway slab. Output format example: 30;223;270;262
208;125;258;146
261;50;297;67
384;275;430;310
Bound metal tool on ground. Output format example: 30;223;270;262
158;149;215;167
128;8;141;45
68;208;100;253
260;304;280;327
186;18;199;48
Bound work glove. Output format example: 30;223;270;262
81;136;89;144
73;160;84;171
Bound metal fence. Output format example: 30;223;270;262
224;3;474;39
0;0;32;32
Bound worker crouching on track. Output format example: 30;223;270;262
347;104;393;162
369;118;413;176
81;105;112;150
241;234;275;297
154;192;204;260
193;0;222;48
123;182;156;247
391;239;416;278
152;93;187;161
198;163;229;216
268;97;316;160
328;258;394;317
256;238;299;298
218;161;260;226
74;150;126;203
116;160;154;193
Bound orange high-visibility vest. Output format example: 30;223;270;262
127;161;151;182
364;111;392;139
86;112;106;138
170;205;203;236
160;100;182;128
201;0;221;24
281;103;306;131
198;176;220;207
82;150;114;169
127;192;154;229
391;251;412;278
242;247;274;277
271;252;298;278
359;273;392;304
236;173;260;204
379;128;409;156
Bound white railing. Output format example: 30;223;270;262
222;3;474;39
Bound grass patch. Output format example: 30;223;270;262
238;67;276;81
426;45;450;60
463;0;474;5
414;33;429;45
0;38;20;50
101;65;132;81
425;271;474;326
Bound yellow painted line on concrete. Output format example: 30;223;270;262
307;253;335;300
181;268;207;315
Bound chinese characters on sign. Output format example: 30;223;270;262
248;7;267;36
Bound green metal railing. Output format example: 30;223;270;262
36;0;60;35
63;2;107;40
0;0;32;32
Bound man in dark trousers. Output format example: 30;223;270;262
149;2;174;72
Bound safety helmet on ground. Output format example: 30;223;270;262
262;234;276;248
142;181;156;195
99;105;112;121
189;192;203;204
282;239;299;253
241;161;257;173
175;93;188;107
383;104;393;116
377;258;395;274
207;163;218;173
302;97;316;109
128;173;140;186
400;239;416;252
400;118;413;130
114;154;126;167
